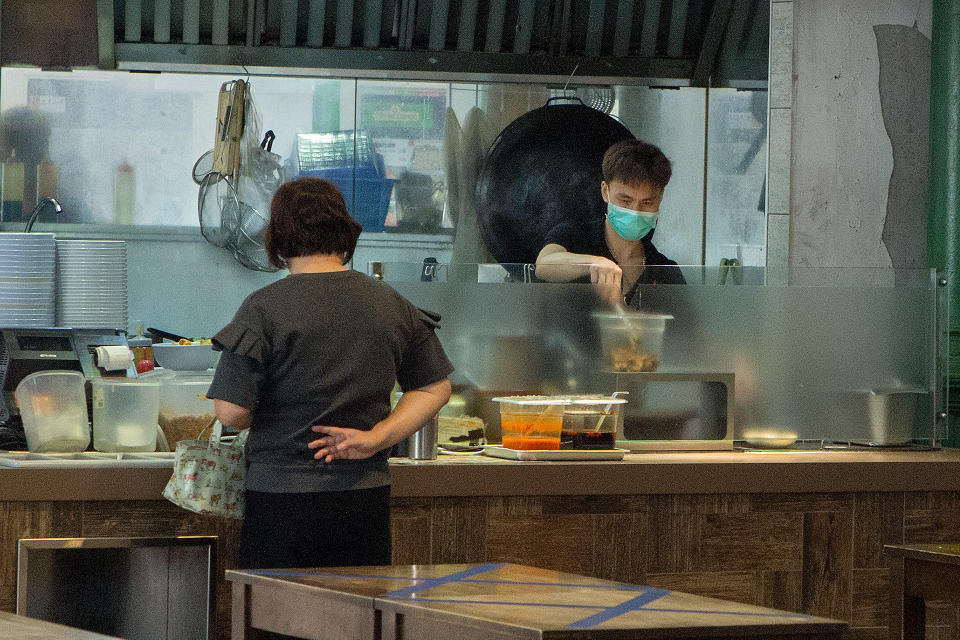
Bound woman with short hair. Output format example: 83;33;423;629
207;176;453;571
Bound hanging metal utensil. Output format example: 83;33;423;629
192;149;216;185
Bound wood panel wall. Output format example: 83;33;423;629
1;490;959;639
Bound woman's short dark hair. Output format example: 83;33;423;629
602;139;672;190
265;177;363;269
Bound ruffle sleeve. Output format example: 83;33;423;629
416;307;441;330
212;321;269;366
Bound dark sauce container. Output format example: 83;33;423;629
559;397;627;449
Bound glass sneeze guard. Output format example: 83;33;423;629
372;261;947;449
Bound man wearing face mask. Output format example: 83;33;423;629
534;139;685;307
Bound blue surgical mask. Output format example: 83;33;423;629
606;202;659;241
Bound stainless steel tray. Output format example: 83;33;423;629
0;451;175;468
482;445;627;461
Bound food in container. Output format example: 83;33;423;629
592;312;673;372
15;370;89;452
158;414;214;450
559;396;628;450
492;396;571;450
158;374;215;450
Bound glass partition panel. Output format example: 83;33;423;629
0;68;334;226
1;69;751;271
705;88;768;267
375;262;946;447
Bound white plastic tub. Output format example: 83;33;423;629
92;378;162;452
15;370;89;452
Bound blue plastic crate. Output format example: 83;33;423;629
296;132;378;172
300;170;394;232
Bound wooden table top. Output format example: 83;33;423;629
884;543;960;565
0;612;120;639
227;563;846;636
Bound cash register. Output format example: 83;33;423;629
0;327;136;430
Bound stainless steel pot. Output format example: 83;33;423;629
863;388;927;445
407;414;439;460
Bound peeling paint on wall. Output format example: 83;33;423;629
875;23;930;270
791;0;932;269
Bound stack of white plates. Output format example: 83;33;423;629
56;240;127;329
0;233;56;328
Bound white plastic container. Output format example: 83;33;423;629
92;378;161;452
15;370;89;452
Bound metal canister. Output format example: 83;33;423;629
407;414;439;460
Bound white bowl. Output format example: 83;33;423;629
152;343;219;371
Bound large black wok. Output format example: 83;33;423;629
476;98;634;265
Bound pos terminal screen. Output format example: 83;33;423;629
17;335;73;352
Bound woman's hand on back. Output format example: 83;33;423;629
308;426;386;462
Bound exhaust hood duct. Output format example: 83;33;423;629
106;0;769;88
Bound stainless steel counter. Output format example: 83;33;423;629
0;452;174;468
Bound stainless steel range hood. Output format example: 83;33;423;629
101;0;768;88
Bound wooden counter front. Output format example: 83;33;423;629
2;449;960;501
1;449;959;638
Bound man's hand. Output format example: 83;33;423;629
588;257;623;307
536;244;623;307
308;426;386;462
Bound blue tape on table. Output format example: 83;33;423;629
243;567;809;629
638;607;815;619
462;578;650;591
380;563;508;598
566;589;672;629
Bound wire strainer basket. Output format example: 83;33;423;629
198;175;276;272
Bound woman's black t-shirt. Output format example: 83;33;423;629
206;270;454;494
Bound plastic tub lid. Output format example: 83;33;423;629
17;370;86;385
867;388;928;395
16;370;86;394
491;395;572;405
137;369;176;381
591;312;674;320
92;376;162;387
565;396;629;405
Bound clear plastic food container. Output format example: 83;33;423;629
158;374;215;450
92;378;161;452
592;312;673;372
560;396;629;450
15;370;90;452
492;396;571;450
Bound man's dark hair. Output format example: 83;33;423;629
265;177;362;269
601;139;672;190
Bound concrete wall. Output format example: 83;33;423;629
770;0;933;271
